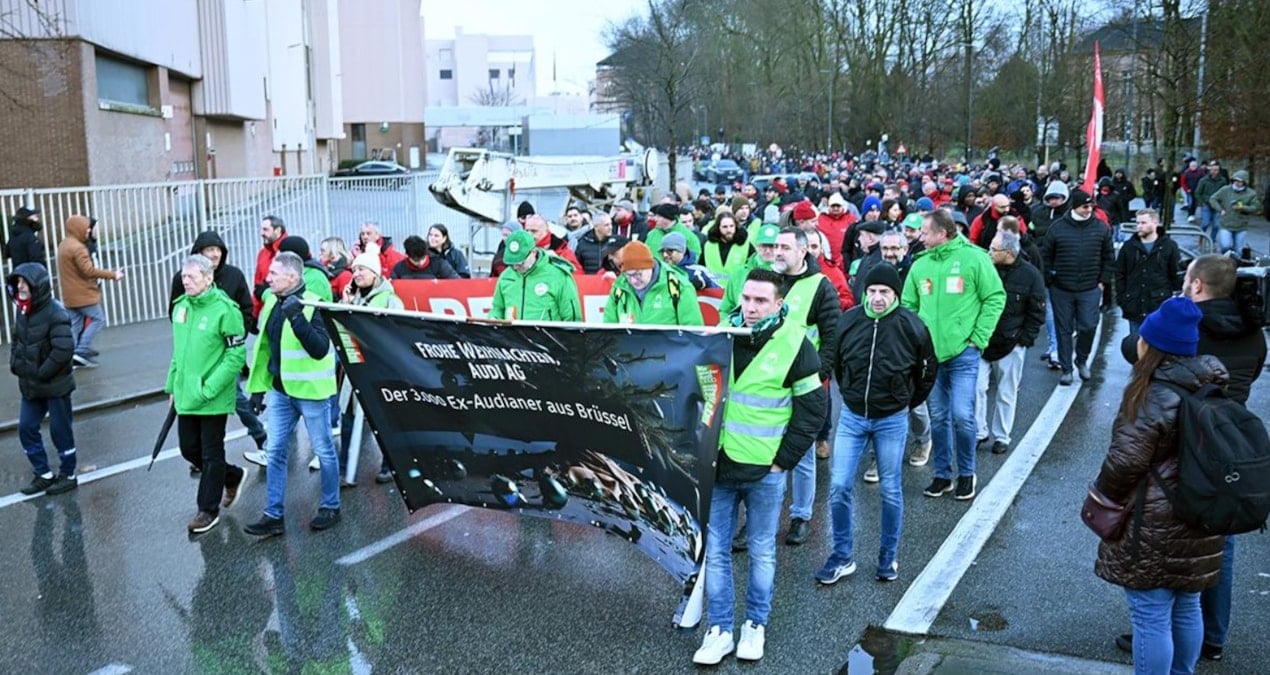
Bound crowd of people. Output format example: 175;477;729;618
3;146;1266;672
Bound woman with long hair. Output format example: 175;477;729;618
1092;296;1226;675
427;224;470;278
318;237;353;299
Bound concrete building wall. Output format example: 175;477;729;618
425;30;535;108
193;0;268;120
0;39;89;188
196;118;274;180
309;0;344;141
339;0;425;124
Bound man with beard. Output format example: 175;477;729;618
611;199;650;242
693;268;825;666
253;215;288;319
703;211;752;281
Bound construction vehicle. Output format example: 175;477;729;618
428;145;660;224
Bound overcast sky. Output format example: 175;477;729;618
422;0;648;95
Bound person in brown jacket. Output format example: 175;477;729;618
55;215;124;368
1092;296;1226;675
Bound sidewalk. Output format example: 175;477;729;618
0;318;171;433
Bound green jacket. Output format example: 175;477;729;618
351;279;403;310
1208;184;1262;233
717;254;771;321
303;265;334;302
166;287;246;415
901;235;1006;363
1194;174;1227;208
603;262;703;326
644;221;703;258
491;250;582;322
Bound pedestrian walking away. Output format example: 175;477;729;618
55;215;124;368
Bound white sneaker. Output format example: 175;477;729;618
692;626;734;665
308;456;320;471
908;440;932;467
863;459;879;483
736;620;765;661
243;450;268;467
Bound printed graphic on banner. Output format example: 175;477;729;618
323;308;732;583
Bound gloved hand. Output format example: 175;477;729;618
280;294;304;319
250;392;266;415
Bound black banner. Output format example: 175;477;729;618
321;307;732;584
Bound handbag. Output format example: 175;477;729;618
1081;483;1132;541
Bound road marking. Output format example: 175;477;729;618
884;325;1106;635
88;665;133;675
0;429;247;511
336;504;470;566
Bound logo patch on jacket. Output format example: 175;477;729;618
174;307;188;323
534;283;548;296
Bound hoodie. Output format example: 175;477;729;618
55;215;115;308
4;210;44;267
6;262;76;399
1029;181;1069;241
169;230;255;332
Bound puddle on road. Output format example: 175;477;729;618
837;626;916;674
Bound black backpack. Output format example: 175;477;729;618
1151;382;1270;535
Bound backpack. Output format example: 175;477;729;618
1151;382;1270;535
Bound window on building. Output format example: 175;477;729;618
439;69;453;80
489;68;500;80
96;53;151;108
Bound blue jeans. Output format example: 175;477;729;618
829;408;907;567
68;303;106;356
928;346;980;479
263;389;339;519
790;443;815;520
1125;587;1202;675
705;470;787;630
18;395;76;476
1044;290;1058;357
1200;206;1220;240
1216;228;1246;256
1201;536;1235;648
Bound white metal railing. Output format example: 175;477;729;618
1;158;693;344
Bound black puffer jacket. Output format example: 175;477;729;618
783;255;841;382
1114;235;1182;323
169;230;255;332
575;231;627;275
1094;355;1227;592
6;262;75;399
983;259;1047;362
834;304;936;418
1195;298;1266;405
1041;212;1114;292
5;214;45;267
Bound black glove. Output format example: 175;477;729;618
250;393;266;415
280;295;304;319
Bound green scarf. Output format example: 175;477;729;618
863;297;899;320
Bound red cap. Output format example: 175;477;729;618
792;201;818;221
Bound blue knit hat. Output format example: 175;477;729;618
862;196;882;215
1139;296;1202;356
915;197;935;212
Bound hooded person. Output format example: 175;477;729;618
6;262;80;496
169;230;254;332
1207;169;1263;255
277;236;334;302
817;192;859;271
4;206;45;267
1029;180;1069;241
55;215;124;368
604;240;703;326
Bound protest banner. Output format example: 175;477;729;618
321;305;732;599
391;276;725;324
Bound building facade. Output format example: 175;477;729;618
425;28;536;151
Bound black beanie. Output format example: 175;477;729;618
862;262;902;295
517;201;535;219
278;235;312;260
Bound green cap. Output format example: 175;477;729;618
754;224;780;246
502;230;537;265
902;213;924;230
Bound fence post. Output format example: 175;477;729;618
320;174;331;233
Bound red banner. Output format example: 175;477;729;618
393;276;725;325
1081;42;1104;195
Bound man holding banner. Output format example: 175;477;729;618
602;241;703;326
694;268;825;666
490;230;582;322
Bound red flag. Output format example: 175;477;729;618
1081;42;1104;194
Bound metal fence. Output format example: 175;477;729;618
0;158;692;344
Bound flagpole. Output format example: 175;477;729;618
1081;42;1104;195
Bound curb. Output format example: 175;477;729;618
0;387;166;434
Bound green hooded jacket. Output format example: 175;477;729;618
491;250;582;321
166;286;247;415
603;262;703;326
901;235;1006;363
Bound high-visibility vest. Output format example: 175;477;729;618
248;291;336;400
703;240;749;279
720;325;817;465
781;273;825;348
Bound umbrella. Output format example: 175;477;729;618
148;402;177;471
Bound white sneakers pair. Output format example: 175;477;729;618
692;621;765;665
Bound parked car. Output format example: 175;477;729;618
332;161;411;189
704;159;743;185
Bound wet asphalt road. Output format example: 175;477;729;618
0;346;1062;673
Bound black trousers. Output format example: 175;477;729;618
1050;286;1102;374
178;414;241;514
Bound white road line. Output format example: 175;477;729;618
87;664;133;675
884;326;1106;635
336;504;470;566
0;429;247;511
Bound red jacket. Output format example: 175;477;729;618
819;254;855;311
816;211;857;270
354;236;407;279
968;205;1027;249
253;234;287;318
